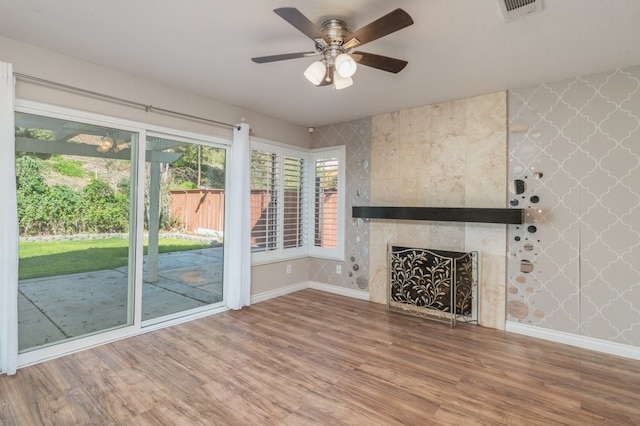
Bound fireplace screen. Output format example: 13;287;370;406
388;245;478;326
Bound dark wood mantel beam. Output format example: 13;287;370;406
352;206;524;225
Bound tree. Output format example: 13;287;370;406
170;145;225;189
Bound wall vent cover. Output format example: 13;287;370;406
498;0;542;21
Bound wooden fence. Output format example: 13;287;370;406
169;189;337;246
169;189;225;233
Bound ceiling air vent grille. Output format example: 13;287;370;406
504;0;536;12
498;0;542;21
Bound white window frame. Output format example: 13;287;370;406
308;145;345;261
250;138;345;264
250;139;309;264
281;148;308;252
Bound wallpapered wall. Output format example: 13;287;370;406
507;65;640;346
310;118;371;293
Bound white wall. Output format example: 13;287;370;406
0;35;311;147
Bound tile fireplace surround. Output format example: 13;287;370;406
368;92;508;330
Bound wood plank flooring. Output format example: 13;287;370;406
2;289;640;425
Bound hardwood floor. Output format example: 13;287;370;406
2;289;640;425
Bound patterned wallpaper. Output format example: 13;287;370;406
507;65;640;346
309;118;371;292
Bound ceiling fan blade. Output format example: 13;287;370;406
252;51;319;63
352;51;408;73
343;9;413;49
318;66;334;86
274;7;328;43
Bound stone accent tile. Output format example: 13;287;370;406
369;92;509;330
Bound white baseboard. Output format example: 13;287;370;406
307;281;370;300
250;282;309;304
506;322;640;360
251;281;370;305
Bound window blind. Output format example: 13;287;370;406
282;156;306;249
250;150;278;253
314;157;338;249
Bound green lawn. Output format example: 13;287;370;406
19;237;211;280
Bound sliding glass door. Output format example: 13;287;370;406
15;112;138;352
14;107;228;356
142;136;226;322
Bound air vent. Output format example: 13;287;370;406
498;0;542;21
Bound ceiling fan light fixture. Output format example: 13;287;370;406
304;60;326;85
113;139;129;152
253;8;413;91
335;53;357;78
333;73;353;90
101;135;114;149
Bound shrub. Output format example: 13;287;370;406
47;185;83;233
49;155;85;177
173;180;197;190
16;155;47;195
16;156;49;235
16;159;131;235
82;179;130;233
16;153;139;235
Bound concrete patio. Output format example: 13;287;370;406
18;247;224;352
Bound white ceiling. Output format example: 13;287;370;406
1;0;640;127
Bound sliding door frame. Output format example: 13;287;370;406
15;100;231;368
141;130;230;327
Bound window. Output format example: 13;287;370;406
250;140;344;263
250;141;308;262
283;156;306;249
308;146;345;260
250;148;279;253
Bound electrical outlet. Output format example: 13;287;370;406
336;265;342;275
286;264;292;274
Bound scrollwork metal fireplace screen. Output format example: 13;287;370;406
388;245;478;326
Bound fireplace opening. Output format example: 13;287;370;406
388;245;478;327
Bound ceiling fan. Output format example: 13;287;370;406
251;7;414;90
